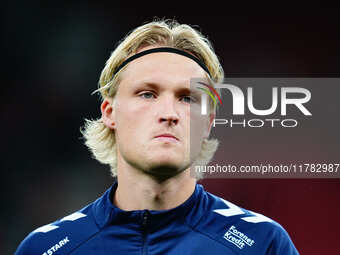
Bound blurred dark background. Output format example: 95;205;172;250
2;1;340;254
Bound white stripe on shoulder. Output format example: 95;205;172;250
61;212;87;222
214;198;273;224
213;198;245;217
241;211;273;223
33;224;59;233
33;212;87;233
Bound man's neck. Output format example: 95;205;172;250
113;165;196;211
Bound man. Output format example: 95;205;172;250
15;19;299;254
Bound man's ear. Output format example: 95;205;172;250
101;98;116;129
203;113;215;139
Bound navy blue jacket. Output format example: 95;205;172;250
15;182;299;254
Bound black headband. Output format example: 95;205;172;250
112;47;211;78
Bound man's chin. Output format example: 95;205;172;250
143;163;188;181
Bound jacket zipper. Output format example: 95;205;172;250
141;211;148;255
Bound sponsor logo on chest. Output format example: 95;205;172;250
223;225;255;249
42;236;70;255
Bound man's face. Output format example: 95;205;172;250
102;47;213;177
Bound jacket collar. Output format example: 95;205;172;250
93;180;205;232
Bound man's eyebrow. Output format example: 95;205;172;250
134;81;160;90
176;87;191;94
135;81;189;90
175;87;203;98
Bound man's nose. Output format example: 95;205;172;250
158;96;179;126
160;114;179;126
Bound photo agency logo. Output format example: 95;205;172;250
194;78;312;128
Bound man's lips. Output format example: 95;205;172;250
154;133;179;142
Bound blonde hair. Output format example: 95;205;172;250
81;19;224;179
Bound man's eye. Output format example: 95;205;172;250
139;92;155;99
181;96;195;103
